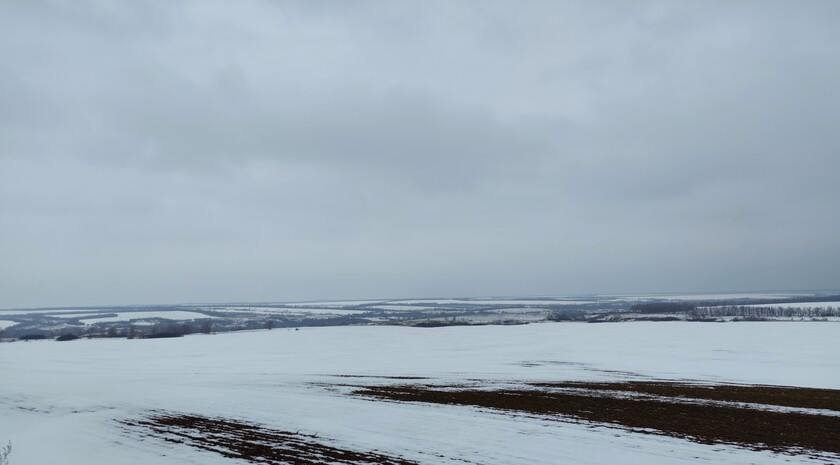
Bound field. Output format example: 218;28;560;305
1;322;839;464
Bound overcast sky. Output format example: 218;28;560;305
1;1;839;308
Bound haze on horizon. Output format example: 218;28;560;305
2;1;839;308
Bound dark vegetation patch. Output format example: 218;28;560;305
122;413;418;465
352;383;840;457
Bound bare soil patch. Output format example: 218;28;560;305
530;381;840;411
353;382;840;457
122;413;417;465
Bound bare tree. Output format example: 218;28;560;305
0;441;11;465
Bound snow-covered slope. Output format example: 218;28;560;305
1;322;838;464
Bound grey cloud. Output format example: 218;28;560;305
1;1;839;307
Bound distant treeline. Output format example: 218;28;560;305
1;313;376;342
630;297;840;318
6;320;216;341
691;305;840;319
629;302;696;314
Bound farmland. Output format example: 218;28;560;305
2;321;838;464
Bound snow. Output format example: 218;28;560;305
466;299;594;305
52;313;109;319
284;300;385;307
0;308;105;316
389;299;480;304
2;322;839;464
80;311;215;324
616;292;815;301
491;307;553;314
370;305;441;310
210;306;364;315
743;301;840;309
390;298;594;305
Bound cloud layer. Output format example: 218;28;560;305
2;1;839;307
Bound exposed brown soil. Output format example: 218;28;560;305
353;383;840;457
530;381;840;411
122;413;417;465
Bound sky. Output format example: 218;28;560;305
1;1;839;308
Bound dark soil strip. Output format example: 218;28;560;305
353;385;840;456
530;381;840;412
330;375;432;380
122;413;417;465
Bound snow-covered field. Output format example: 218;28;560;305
52;313;109;319
1;322;837;464
385;298;595;305
78;311;216;324
0;308;102;316
210;306;365;315
368;305;440;311
744;301;840;309
388;299;595;306
285;300;386;307
612;292;814;301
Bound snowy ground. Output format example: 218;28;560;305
285;300;387;307
609;292;818;301
744;301;840;309
385;299;595;305
1;322;838;464
209;306;366;315
78;311;217;324
4;292;838;339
